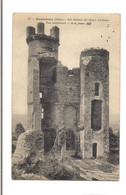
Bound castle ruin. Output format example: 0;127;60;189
26;22;109;160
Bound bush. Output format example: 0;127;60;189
12;144;16;154
28;159;75;180
109;127;119;150
15;123;25;138
109;127;119;165
12;159;75;180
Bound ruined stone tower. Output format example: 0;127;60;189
26;23;59;132
26;23;109;159
79;49;109;159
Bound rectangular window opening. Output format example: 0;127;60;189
93;143;97;158
41;108;44;119
95;83;100;96
91;100;102;131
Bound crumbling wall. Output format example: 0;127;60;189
56;63;80;104
27;58;42;131
39;61;80;132
39;62;80;153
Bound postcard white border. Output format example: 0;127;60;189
2;0;126;195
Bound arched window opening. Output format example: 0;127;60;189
41;108;44;119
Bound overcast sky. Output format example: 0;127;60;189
12;13;120;121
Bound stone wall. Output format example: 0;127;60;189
39;61;80;131
27;58;41;131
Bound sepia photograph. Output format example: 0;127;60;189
12;13;120;181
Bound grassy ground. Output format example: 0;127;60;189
12;150;119;181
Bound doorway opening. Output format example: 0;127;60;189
93;143;97;158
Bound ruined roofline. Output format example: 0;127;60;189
26;23;59;45
57;61;80;77
58;61;80;71
81;47;109;54
81;47;109;60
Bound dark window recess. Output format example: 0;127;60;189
95;82;100;96
43;129;56;153
52;68;56;83
93;143;97;158
39;64;56;85
68;70;74;75
91;100;102;131
86;72;89;77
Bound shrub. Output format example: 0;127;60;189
15;123;25;138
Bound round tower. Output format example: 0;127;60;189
26;23;59;63
79;48;109;159
26;23;60;132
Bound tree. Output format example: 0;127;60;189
109;127;113;137
15;123;25;138
109;127;119;150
